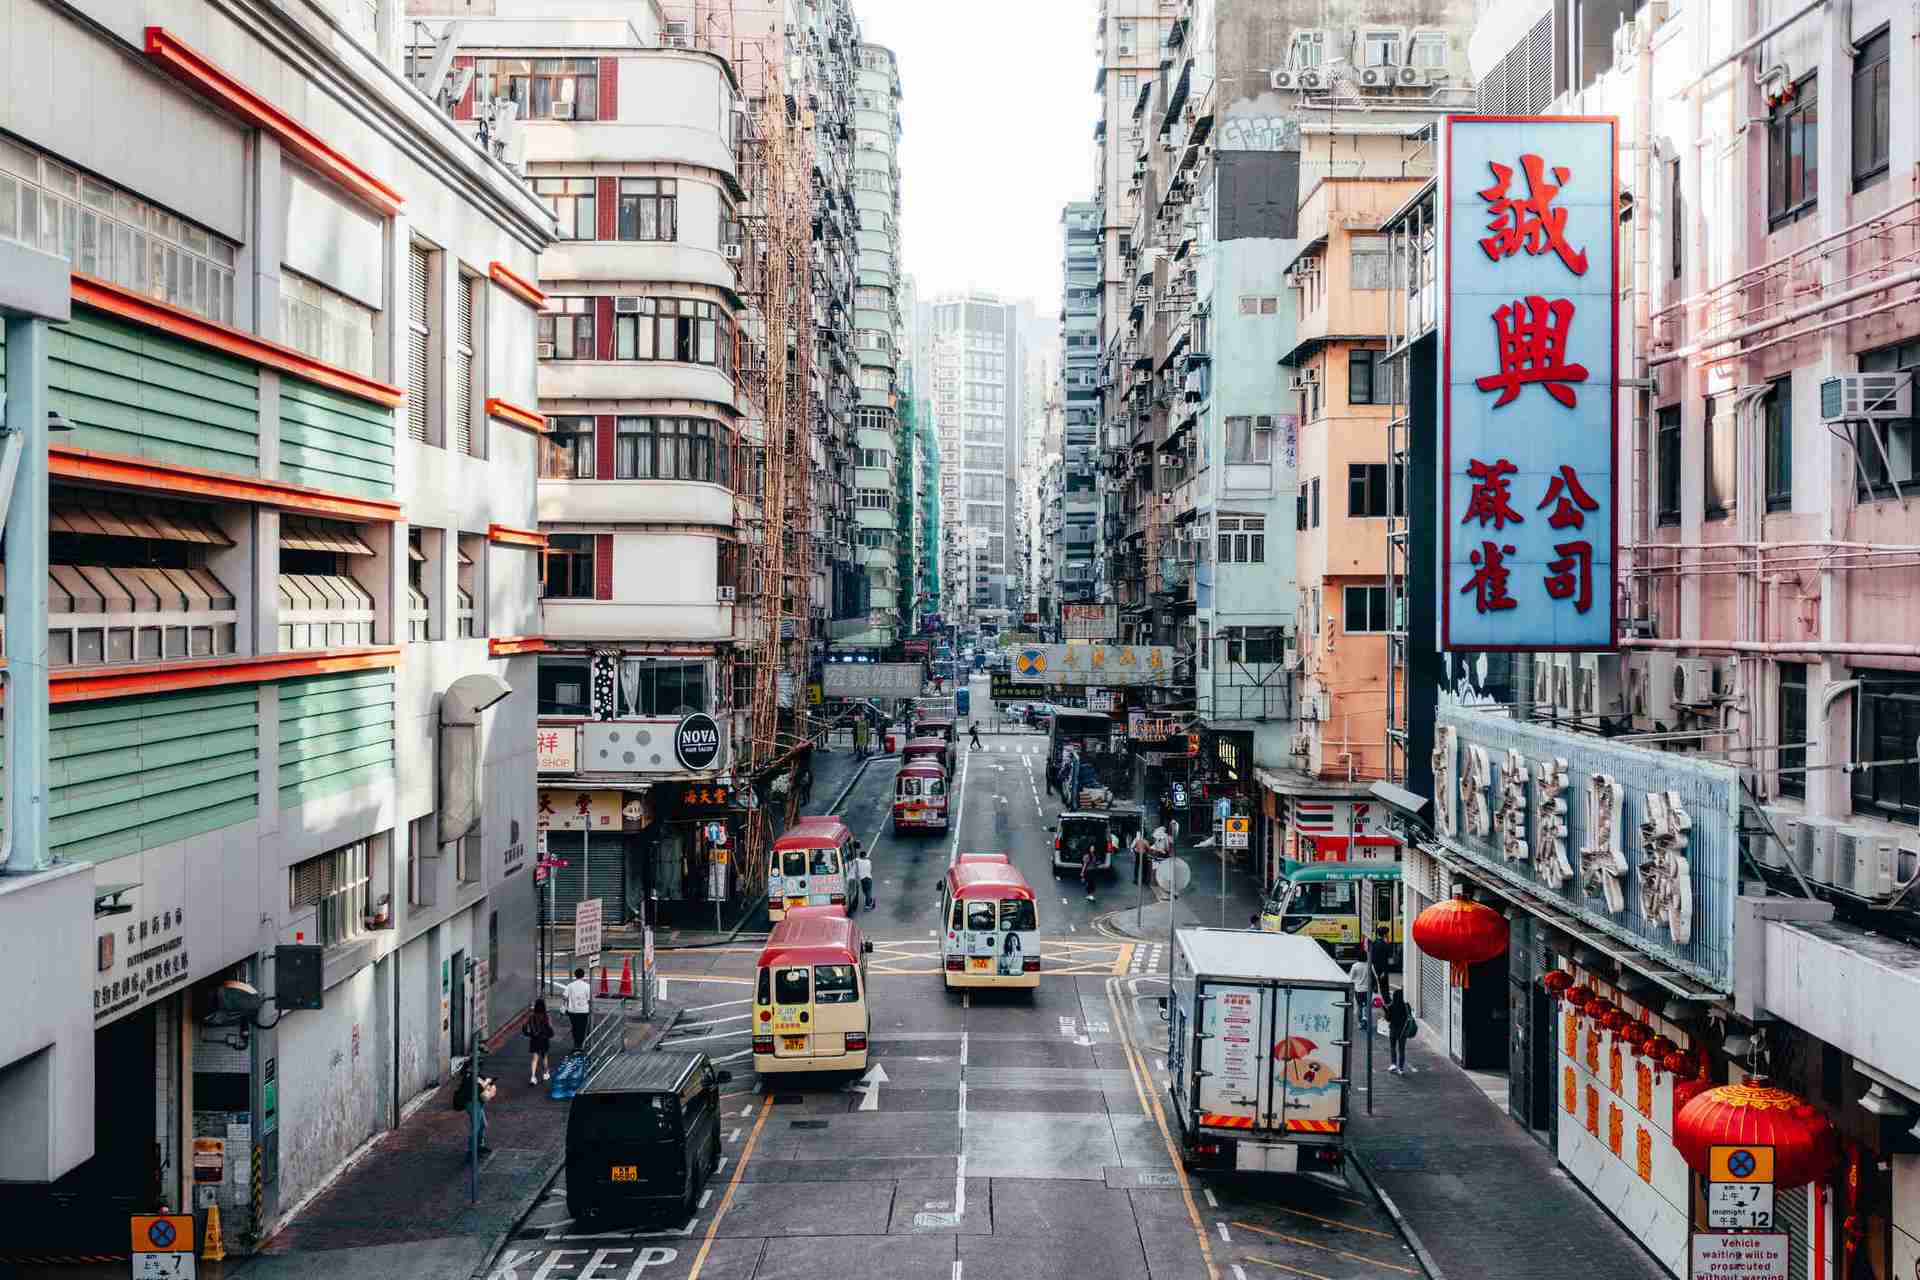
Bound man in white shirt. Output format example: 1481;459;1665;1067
1348;957;1376;1031
852;849;874;911
564;967;592;1051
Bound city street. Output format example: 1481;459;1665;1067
484;679;1420;1280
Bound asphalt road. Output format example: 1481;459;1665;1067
491;676;1419;1280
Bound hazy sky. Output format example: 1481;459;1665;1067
855;0;1097;317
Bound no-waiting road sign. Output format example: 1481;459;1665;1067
131;1215;197;1280
1709;1144;1774;1184
1223;816;1251;850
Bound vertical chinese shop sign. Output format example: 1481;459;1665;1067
1442;116;1618;651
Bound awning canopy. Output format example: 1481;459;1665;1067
51;489;233;546
282;517;376;555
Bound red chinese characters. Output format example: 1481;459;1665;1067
1475;296;1589;409
1462;457;1524;529
1538;464;1601;529
1478;154;1590;275
1546;541;1594;613
1461;541;1519;613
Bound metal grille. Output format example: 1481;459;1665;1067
407;246;432;444
289;854;325;910
1774;1183;1809;1280
1525;12;1554;113
455;275;476;457
1413;889;1448;1023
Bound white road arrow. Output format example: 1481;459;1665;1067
852;1062;889;1111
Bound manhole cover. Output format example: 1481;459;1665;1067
790;1120;829;1130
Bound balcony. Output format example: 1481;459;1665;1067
538;478;734;527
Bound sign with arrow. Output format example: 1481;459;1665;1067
851;1063;888;1111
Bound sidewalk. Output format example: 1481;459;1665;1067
1098;864;1267;941
232;999;684;1280
1348;1024;1669;1280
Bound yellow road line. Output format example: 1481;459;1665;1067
1260;1203;1397;1240
1229;1221;1418;1275
1111;943;1136;976
685;1093;772;1280
1106;980;1217;1280
1240;1257;1336;1280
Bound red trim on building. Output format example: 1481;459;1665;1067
451;56;476;120
600;57;619;120
595;534;614;600
52;446;401;523
596;415;616;478
73;273;404;409
486;398;548;434
488;636;549;657
596;296;616;360
488;523;548;549
597;177;618;241
143;27;404;217
488;262;547;309
42;646;399;705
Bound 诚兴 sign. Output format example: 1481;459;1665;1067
1690;1232;1788;1280
1013;645;1172;687
1441;116;1617;651
821;663;924;700
1061;603;1118;641
536;726;577;773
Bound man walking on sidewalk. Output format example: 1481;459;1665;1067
1348;955;1376;1031
565;967;592;1052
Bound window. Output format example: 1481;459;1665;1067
1764;377;1792;511
1117;72;1138;102
407;527;439;642
277;519;377;651
609;297;734;371
1297;491;1309;530
1343;584;1389;633
1777;663;1806;800
1116;20;1135;54
1348;463;1401;518
1704;398;1734;519
1853;30;1890;189
456;532;483;637
1310;477;1321;527
473;57;598;121
456;274;480;457
1854;670;1920;824
617;179;677;241
1669;158;1684;281
0;136;238;325
1857;341;1920;495
542;416;596;479
814;965;859;1003
1217;516;1266;564
1351;235;1392;290
289;841;370;949
1767;74;1818;226
457;829;480;885
406;244;436;444
1224;416;1273;464
615;417;728;484
1409;31;1448;68
1656;405;1681;526
408;815;436;908
538;297;594;360
1290;30;1326;67
542;534;596;599
532;177;596;239
1361;29;1403;67
538;657;592;716
280;271;376;377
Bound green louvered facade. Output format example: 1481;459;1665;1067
280;378;397;498
48;685;261;864
278;669;397;810
50;310;262;475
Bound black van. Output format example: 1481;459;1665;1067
565;1050;726;1225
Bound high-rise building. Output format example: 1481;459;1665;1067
1060;201;1102;606
926;294;1026;629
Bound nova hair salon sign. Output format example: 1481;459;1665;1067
1440;116;1618;651
1432;705;1739;990
674;713;723;772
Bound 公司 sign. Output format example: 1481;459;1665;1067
1441;117;1617;651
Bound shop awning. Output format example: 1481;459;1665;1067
281;517;376;555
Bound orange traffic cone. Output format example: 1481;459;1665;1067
619;957;634;997
597;964;609;996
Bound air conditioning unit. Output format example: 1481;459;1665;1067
1800;817;1843;884
1421;67;1451;84
1270;69;1297;89
1820;372;1912;422
614;296;641;313
1674;657;1716;706
1581;652;1625;719
550;101;575;120
1838;827;1899;896
1395;66;1421;86
1360;67;1390;87
1297;69;1326;90
1531;660;1554;718
717;585;737;602
536;341;556;359
722;243;743;261
1552;653;1575;717
663;19;693;48
1573;663;1596;718
1757;806;1801;870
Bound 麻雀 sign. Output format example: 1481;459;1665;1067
1442;116;1617;651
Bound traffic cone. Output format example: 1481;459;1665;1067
597;964;609;996
201;1203;226;1262
619;957;634;997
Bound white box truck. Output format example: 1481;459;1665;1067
1165;927;1352;1175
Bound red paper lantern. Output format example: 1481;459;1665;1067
1565;984;1594;1008
1584;997;1613;1021
1625;1021;1654;1051
1411;897;1509;986
1602;1009;1630;1033
1674;1082;1840;1190
1672;1076;1711;1110
1542;970;1574;999
1661;1050;1696;1079
1641;1033;1677;1062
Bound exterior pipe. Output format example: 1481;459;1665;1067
1649;265;1920;367
1669;0;1828;98
1620;637;1920;657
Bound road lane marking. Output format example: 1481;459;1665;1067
1217;1223;1232;1244
697;1188;712;1210
727;1128;741;1142
1239;1259;1333;1280
1228;1222;1418;1275
1105;977;1217;1280
946;747;972;868
1259;1203;1397;1239
685;1094;771;1280
684;998;751;1013
1205;1188;1219;1209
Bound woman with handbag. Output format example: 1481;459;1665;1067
1385;988;1416;1075
524;998;556;1084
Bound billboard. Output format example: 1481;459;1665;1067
1061;603;1118;640
1011;644;1173;687
1441;116;1617;651
821;662;924;700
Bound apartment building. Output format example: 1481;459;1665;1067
1060;201;1103;608
845;40;903;650
1107;0;1471;867
1379;0;1920;1270
0;0;552;1250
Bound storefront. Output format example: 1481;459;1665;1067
537;789;644;924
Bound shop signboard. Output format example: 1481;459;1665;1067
1061;603;1118;641
990;675;1051;700
1086;688;1114;712
1689;1233;1788;1280
1012;645;1173;687
538;790;622;832
536;726;577;773
822;663;924;699
1435;703;1739;991
1440;116;1618;651
95;880;192;1027
575;719;731;776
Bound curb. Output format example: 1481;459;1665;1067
1347;1147;1447;1280
824;753;874;816
468;1004;687;1280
